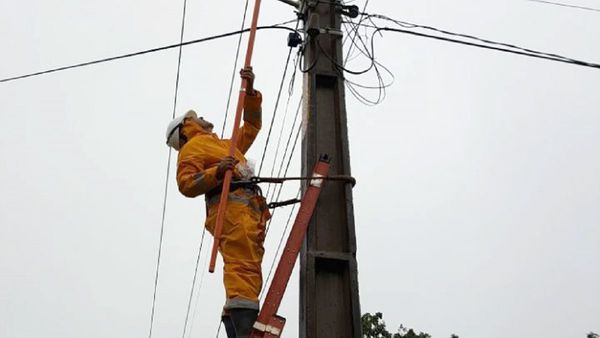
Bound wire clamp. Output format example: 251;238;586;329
287;32;303;47
340;4;360;18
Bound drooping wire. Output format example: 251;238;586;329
377;26;600;69
260;188;302;301
343;0;370;65
263;80;301;199
0;23;298;83
181;228;207;338
191;5;253;336
369;14;590;64
149;0;189;336
340;16;394;105
265;97;302;203
265;116;303;234
256;18;302;176
186;240;211;337
221;0;250;138
526;0;600;13
352;15;600;69
258;119;303;299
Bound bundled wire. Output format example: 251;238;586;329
339;16;395;105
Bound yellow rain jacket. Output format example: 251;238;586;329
176;91;270;310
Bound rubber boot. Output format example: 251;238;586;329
221;315;236;338
230;308;259;338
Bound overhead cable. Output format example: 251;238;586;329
221;0;251;138
266;117;303;235
527;0;600;12
149;0;189;336
260;188;301;301
340;17;395;105
186;246;210;337
0;23;298;83
369;14;595;64
257;18;302;176
181;229;207;338
346;17;600;70
265;97;302;202
375;26;600;69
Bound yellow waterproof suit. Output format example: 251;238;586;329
176;92;270;311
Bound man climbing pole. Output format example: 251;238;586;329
165;67;270;338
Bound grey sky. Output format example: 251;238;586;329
1;1;599;337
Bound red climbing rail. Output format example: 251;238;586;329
250;155;331;337
209;0;263;273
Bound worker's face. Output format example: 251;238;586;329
192;115;214;132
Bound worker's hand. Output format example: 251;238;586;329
240;66;256;96
216;156;239;180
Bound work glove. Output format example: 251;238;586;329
240;66;256;95
216;156;239;180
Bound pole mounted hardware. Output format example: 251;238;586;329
340;4;360;18
287;32;303;47
274;0;299;8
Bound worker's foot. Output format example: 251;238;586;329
230;308;258;338
221;315;236;338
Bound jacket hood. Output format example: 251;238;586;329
181;118;213;141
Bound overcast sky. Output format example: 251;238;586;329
1;0;599;337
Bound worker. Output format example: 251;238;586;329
165;67;269;338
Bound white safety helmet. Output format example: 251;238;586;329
165;110;197;150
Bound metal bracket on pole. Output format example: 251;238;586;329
275;0;299;8
250;155;331;338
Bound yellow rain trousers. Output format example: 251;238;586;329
176;92;270;311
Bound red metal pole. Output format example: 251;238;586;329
209;0;263;273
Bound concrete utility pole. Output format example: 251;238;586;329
299;1;362;336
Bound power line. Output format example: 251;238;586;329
343;0;370;65
527;0;600;12
0;23;297;83
221;0;250;138
346;16;600;70
188;4;250;336
368;14;594;64
181;228;207;338
149;0;189;336
257;45;296;176
265;97;302;202
340;15;395;105
257;18;302;176
186;241;210;337
260;188;301;301
266;115;303;234
374;26;600;69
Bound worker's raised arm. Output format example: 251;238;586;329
237;90;262;154
236;66;261;154
176;154;220;198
